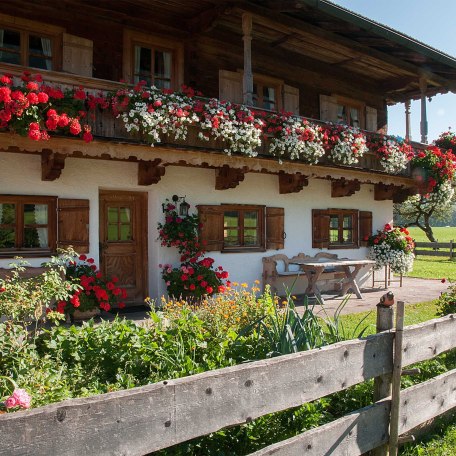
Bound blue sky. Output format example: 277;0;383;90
330;0;456;142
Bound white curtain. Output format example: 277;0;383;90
40;37;52;70
34;205;48;248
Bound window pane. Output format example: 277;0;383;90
0;29;20;51
343;215;352;229
24;204;48;225
224;211;239;228
350;107;360;128
0;50;20;65
343;229;353;243
24;227;48;248
329;229;339;243
224;228;239;246
135;46;152;85
329;215;339;229
107;224;118;241
120;225;132;241
337;104;347;124
0;203;15;224
0;228;15;248
262;86;275;110
252;83;259;107
244;211;258;227
244;228;258;246
119;207;131;223
154;50;172;79
108;207;118;223
28;35;52;70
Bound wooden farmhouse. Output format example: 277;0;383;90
1;0;456;303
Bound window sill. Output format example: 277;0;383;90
328;244;359;250
0;250;55;259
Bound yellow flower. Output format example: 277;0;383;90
241;283;248;288
254;279;260;284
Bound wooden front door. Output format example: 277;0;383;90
99;191;147;306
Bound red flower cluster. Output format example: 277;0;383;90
57;254;127;315
412;145;456;193
0;71;94;143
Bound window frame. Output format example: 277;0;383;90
252;74;283;112
327;209;359;249
221;204;265;252
335;95;365;129
123;29;183;89
0;13;63;71
0;195;57;257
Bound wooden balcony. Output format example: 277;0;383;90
0;64;425;179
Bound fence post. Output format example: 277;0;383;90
389;301;405;456
372;297;394;456
450;239;454;260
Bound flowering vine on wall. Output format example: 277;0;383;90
158;199;229;299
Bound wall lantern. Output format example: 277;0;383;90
162;195;190;217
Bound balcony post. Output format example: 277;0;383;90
405;99;411;141
419;77;428;144
242;13;254;106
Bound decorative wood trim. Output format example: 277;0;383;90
138;159;166;185
278;172;308;194
215;165;247;190
41;150;66;181
374;183;395;201
331;179;361;197
0;134;416;188
393;187;415;204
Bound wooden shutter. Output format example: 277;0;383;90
359;211;373;247
62;33;93;77
312;209;330;249
283;85;299;115
266;207;285;250
365;106;378;132
319;94;339;122
219;70;243;104
57;198;90;253
197;205;224;252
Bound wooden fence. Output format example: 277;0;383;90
1;308;456;456
414;240;455;259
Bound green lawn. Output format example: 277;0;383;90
407;226;456;243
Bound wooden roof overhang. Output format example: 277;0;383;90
4;0;455;104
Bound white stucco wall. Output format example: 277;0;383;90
0;152;393;300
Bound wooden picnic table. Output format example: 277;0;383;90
289;258;376;302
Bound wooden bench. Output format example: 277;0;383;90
262;252;346;296
0;266;49;281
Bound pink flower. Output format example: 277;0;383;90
4;389;31;409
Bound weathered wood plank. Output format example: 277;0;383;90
249;399;390;456
0;335;393;456
414;242;453;249
402;315;456;366
400;368;456;435
414;250;454;258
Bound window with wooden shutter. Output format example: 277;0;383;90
0;195;57;257
266;207;285;250
283;84;299;115
197;205;224;252
57;198;90;253
359;211;373;247
319;95;339;123
312;209;330;249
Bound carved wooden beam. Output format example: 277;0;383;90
279;172;308;194
215;165;246;190
374;183;397;201
331;179;360;198
393;187;416;204
41;150;66;181
138;159;165;185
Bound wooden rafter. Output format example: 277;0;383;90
331;178;360;198
187;3;232;34
138;159;166;185
278;172;308;194
41;150;66;181
215;165;247;190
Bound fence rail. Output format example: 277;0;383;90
1;313;456;456
414;240;455;259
